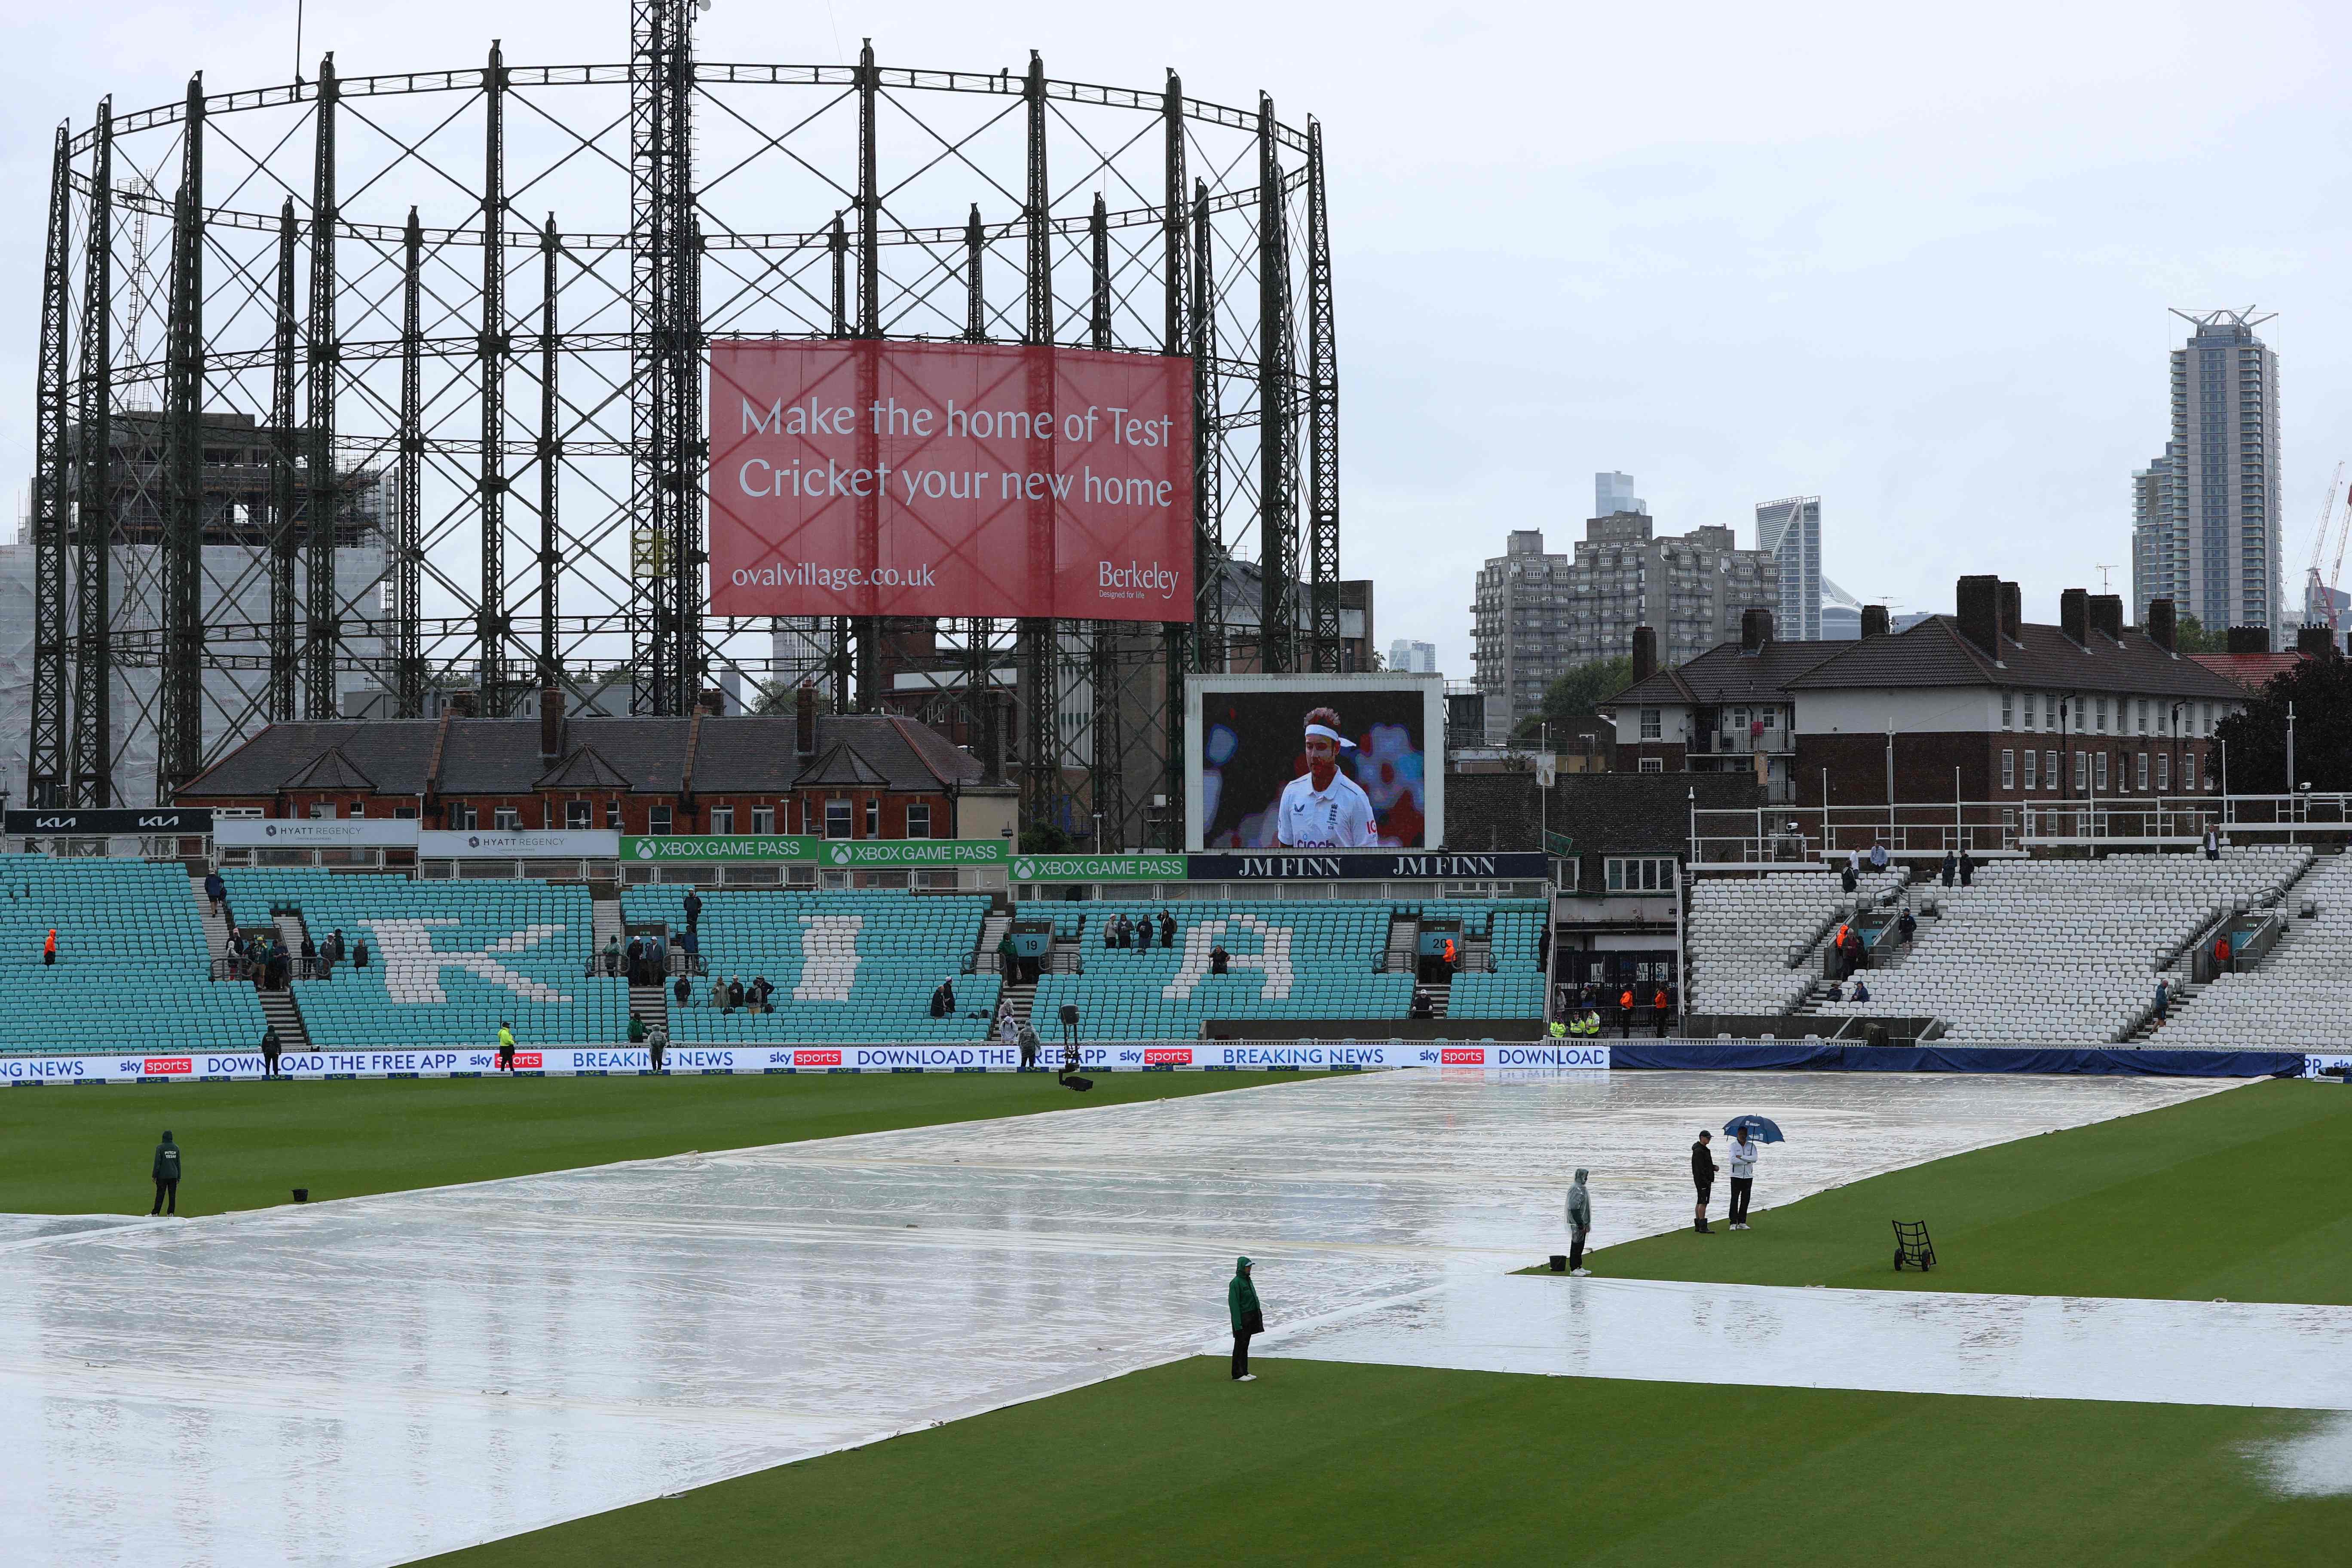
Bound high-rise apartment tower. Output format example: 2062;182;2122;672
2132;309;2280;643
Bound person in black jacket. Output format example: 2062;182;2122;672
683;889;703;930
1690;1130;1717;1234
1158;910;1176;948
1210;943;1231;975
260;1026;282;1079
150;1131;182;1216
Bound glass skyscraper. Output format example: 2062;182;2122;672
1755;496;1821;641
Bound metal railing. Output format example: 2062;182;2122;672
1693;793;2352;867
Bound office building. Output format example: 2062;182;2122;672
1596;472;1647;517
1755;496;1822;641
1387;638;1437;674
2132;310;2281;643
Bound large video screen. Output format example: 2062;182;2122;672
708;340;1194;622
1186;676;1444;851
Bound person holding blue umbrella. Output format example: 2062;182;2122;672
1721;1115;1785;1230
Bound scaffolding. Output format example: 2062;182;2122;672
25;6;1339;847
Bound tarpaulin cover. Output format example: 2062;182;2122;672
1613;1043;2304;1078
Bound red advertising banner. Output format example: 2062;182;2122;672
708;340;1194;622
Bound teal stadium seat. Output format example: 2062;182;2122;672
223;868;624;1048
623;886;1000;1043
0;855;267;1054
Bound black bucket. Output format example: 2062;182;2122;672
1549;1255;1567;1273
292;1188;309;1203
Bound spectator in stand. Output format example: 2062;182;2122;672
674;970;691;1009
682;889;702;931
710;972;731;1012
680;928;699;969
1136;914;1153;951
1898;908;1917;946
1841;857;1858;894
997;930;1017;984
1159;910;1176;948
43;928;56;966
1958;848;1976;887
1869;842;1889;873
2215;935;2232;973
753;976;774;1013
625;935;643;984
1102;918;1119;951
728;976;747;1012
1210;943;1231;975
1853;978;1871;1004
603;935;622;977
1939;849;1956;888
353;935;369;970
299;934;318;977
930;979;952;1019
2203;826;2220;862
1827;981;1844;1004
203;869;227;916
2154;978;2169;1024
628;1012;647;1043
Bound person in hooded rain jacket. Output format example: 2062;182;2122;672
150;1130;182;1215
1228;1257;1264;1381
1565;1169;1594;1275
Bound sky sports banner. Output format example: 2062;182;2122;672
708;340;1194;622
2;1042;1609;1083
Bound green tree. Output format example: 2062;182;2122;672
2170;614;2226;654
1513;655;1634;741
2214;652;2352;793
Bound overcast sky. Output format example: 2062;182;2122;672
5;0;2348;677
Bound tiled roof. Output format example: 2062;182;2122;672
1784;616;2247;699
179;714;982;799
1604;640;1848;708
2190;652;2307;692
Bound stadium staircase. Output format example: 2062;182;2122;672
2133;849;2339;1047
190;870;232;960
273;910;311;968
256;981;312;1053
1382;912;1418;973
591;885;625;959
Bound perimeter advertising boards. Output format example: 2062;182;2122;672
1185;674;1445;851
708;340;1194;622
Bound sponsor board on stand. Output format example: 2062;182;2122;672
1012;854;1188;882
2;1040;1605;1084
2306;1054;2352;1080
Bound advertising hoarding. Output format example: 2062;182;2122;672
215;818;423;849
4;807;213;836
708;340;1194;622
622;835;820;863
416;830;621;859
1185;674;1444;851
1011;854;1188;882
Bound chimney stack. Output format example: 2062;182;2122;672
1998;582;2021;644
2226;625;2270;655
2147;597;2177;653
796;683;819;756
446;690;477;718
2060;588;2088;647
1740;607;1773;653
2296;624;2337;658
2089;594;2125;640
1956;575;2000;656
1631;625;1658;683
539;687;564;762
1860;604;1890;639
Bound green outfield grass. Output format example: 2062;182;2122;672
428;1357;2352;1567
0;1070;1319;1217
1538;1078;2352;1305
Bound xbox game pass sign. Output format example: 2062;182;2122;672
1011;854;1187;882
620;835;1008;865
623;835;818;863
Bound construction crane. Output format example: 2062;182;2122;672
2306;463;2350;631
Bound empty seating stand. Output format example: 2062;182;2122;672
1686;870;1906;1016
1806;847;2311;1044
2152;851;2352;1051
0;855;266;1055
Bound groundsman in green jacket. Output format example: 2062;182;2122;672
1228;1256;1263;1381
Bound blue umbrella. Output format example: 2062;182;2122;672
1723;1115;1785;1143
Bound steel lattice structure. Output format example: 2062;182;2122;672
26;3;1339;846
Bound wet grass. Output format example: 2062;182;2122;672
0;1070;1326;1217
428;1357;2352;1567
1531;1077;2352;1305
